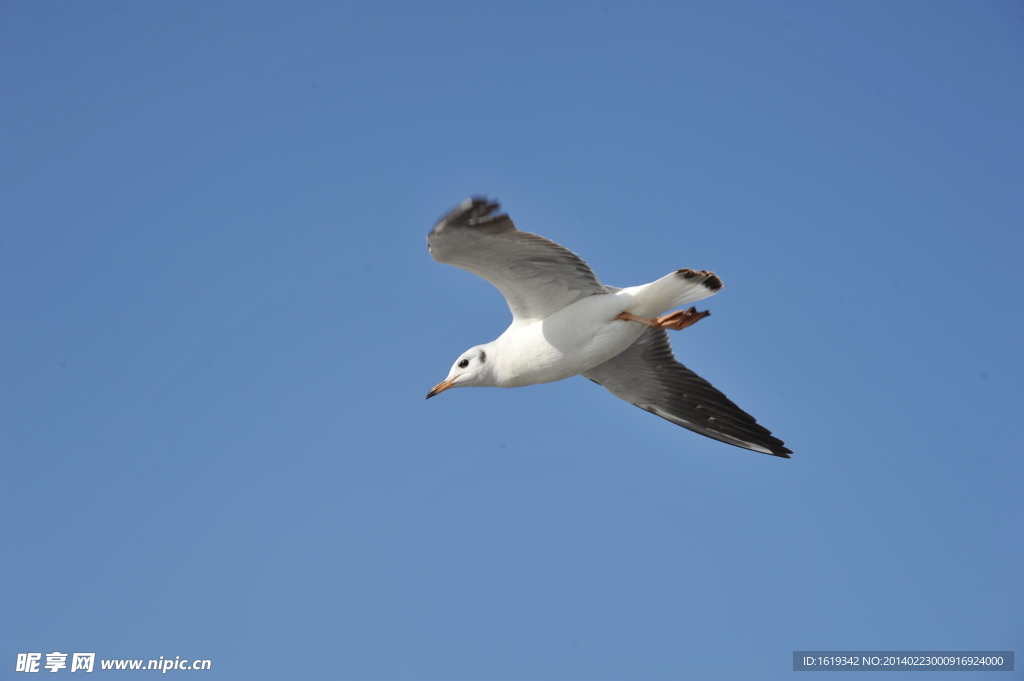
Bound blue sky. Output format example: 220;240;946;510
2;2;1022;679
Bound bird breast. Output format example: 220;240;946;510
494;293;646;387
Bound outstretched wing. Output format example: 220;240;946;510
428;197;607;321
583;327;792;457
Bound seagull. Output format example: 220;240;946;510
425;197;791;458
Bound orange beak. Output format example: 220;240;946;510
425;376;457;399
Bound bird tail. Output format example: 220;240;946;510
624;269;723;316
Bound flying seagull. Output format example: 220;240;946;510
425;197;791;458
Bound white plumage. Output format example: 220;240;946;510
426;197;791;458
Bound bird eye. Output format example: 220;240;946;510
458;359;470;368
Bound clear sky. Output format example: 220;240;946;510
2;2;1022;679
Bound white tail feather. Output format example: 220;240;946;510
621;269;723;317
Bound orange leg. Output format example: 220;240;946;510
616;307;710;330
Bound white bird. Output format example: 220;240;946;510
426;197;791;458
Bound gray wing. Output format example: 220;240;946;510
583;327;792;457
428;197;607;321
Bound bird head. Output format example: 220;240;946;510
426;345;494;398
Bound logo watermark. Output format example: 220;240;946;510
15;653;212;673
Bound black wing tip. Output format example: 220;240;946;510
431;196;505;233
717;434;792;458
760;431;792;458
728;431;791;458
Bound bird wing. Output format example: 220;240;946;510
428;197;607;321
582;327;792;457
